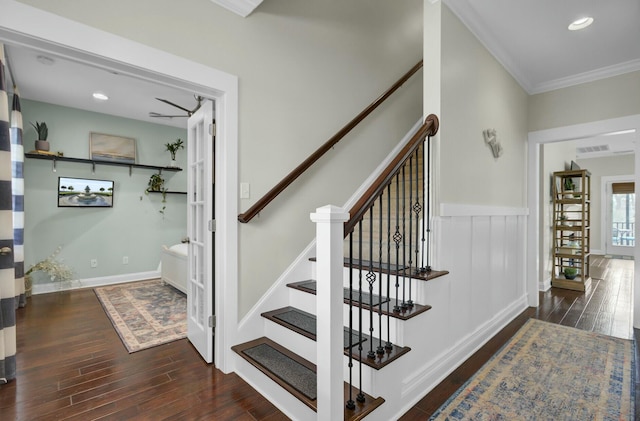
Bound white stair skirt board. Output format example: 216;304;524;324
31;270;161;295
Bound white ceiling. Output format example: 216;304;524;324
3;0;639;153
445;0;640;94
4;44;200;130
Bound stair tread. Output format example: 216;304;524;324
309;257;450;281
264;306;367;349
263;306;411;370
287;280;433;320
232;337;385;419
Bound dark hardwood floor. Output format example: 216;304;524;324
0;255;633;420
1;288;288;421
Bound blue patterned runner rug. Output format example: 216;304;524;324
95;279;187;353
431;319;634;420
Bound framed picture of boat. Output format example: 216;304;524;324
90;132;136;164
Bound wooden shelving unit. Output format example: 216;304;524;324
552;169;591;291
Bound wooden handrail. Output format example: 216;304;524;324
344;114;439;237
238;60;424;223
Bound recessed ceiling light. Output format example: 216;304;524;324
568;17;594;31
92;92;109;101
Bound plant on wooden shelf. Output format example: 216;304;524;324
30;121;49;152
563;266;578;280
165;138;184;168
563;177;575;192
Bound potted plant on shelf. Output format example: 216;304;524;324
146;173;165;193
563;267;578;280
31;121;49;152
165;138;184;168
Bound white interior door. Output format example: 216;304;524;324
605;178;635;257
187;100;215;362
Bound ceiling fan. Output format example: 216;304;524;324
149;95;204;118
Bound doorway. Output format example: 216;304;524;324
528;114;640;328
0;2;238;372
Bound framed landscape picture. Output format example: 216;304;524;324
90;132;136;164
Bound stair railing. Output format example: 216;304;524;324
312;114;439;418
238;60;424;223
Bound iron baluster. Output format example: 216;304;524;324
425;136;432;271
407;155;414;307
357;222;365;403
393;173;401;313
411;147;422;305
401;165;407;309
385;184;393;349
367;208;376;359
377;194;384;355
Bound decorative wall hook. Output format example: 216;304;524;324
483;128;503;158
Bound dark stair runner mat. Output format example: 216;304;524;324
272;307;367;349
242;342;317;400
232;337;386;418
294;280;390;307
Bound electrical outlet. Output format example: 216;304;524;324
122;256;129;265
90;258;98;268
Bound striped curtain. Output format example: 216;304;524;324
0;43;17;384
11;87;25;308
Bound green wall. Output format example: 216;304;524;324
21;99;188;283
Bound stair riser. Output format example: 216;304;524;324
233;354;317;420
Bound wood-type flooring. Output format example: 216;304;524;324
0;255;633;420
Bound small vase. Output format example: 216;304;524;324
35;140;50;151
169;159;177;168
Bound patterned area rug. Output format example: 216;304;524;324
431;319;635;420
94;279;187;353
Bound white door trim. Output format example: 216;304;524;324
0;0;239;372
528;114;640;327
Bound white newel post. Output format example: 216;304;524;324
311;205;349;421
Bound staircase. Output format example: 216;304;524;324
232;116;445;419
233;257;447;420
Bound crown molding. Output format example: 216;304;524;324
210;0;263;17
530;59;640;94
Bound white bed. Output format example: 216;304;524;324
161;243;188;294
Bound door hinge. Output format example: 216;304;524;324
208;219;216;232
209;120;216;137
209;315;216;328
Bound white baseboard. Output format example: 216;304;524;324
31;270;161;295
539;276;552;291
396;295;528;417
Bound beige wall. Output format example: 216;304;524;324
577;154;635;251
529;71;640;132
540;141;577;282
19;0;425;316
438;5;529;207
